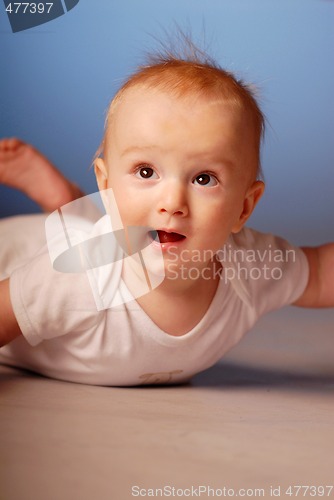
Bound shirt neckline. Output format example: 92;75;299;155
129;273;231;346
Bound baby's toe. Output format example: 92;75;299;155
0;137;24;152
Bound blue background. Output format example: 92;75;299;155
0;0;333;246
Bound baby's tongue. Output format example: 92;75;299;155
157;230;184;243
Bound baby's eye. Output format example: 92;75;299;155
135;165;158;179
193;173;218;187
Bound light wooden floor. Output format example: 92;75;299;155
1;307;333;500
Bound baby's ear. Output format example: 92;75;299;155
94;158;108;191
232;181;265;233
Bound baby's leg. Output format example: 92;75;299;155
0;138;84;212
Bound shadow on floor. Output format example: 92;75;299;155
192;361;334;394
1;362;333;394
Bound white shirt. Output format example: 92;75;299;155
0;214;309;386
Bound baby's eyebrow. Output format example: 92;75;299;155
121;145;157;157
187;154;237;172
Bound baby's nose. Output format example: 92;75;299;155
157;181;189;216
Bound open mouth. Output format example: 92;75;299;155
149;230;186;244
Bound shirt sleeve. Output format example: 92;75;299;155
223;227;309;317
9;246;102;347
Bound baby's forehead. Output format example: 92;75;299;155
105;86;258;173
107;84;249;135
105;85;255;152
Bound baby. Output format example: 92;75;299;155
0;49;333;386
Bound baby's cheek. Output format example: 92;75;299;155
114;199;139;227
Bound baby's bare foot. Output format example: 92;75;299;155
0;138;84;211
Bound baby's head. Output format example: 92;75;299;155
97;54;264;181
94;46;265;266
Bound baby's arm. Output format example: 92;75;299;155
294;244;334;308
0;278;22;347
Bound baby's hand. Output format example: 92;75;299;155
294;243;334;308
0;278;21;347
